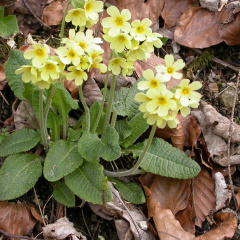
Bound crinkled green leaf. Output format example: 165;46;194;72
44;140;83;181
78;126;121;162
67;128;82;142
0;129;40;157
4;49;30;100
126;138;201;179
0;7;18;37
0;154;42;200
115;119;132;145
65;162;112;204
109;177;145;204
53;181;75;207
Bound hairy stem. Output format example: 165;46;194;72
103;123;157;177
79;85;90;132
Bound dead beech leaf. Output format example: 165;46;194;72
64;79;78;99
218;7;240;45
0;201;41;236
161;0;196;27
192;167;216;227
195;212;238;240
174;7;222;48
0;64;7;91
43;217;87;240
235;187;240;209
42;1;68;26
153;203;195;240
191;100;240;166
83;76;102;106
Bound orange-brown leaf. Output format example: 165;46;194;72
174;7;222;48
0;201;40;236
195;212;238;240
192;167;216;227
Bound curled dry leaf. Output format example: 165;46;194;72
12;99;40;130
191;100;240;166
0;64;7;91
0;201;42;237
89;183;156;240
82;76;102;106
42;217;87;240
94;73;136;90
42;1;68;26
161;0;196;27
214;172;232;211
174;7;222;48
235;187;240;209
218;6;240;45
64;79;78;99
195;212;238;240
192;167;216;227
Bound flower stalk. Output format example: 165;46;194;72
79;85;90;132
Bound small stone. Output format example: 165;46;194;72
218;86;237;108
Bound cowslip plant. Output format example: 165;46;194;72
0;1;202;207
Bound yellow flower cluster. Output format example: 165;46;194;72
15;44;63;89
65;0;103;30
135;56;202;129
55;28;107;86
101;6;163;76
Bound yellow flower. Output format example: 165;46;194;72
130;18;152;41
35;80;51;89
65;8;87;27
134;92;151;113
108;57;128;75
15;65;38;83
127;43;149;61
175;79;202;107
142;32;163;52
137;69;163;91
101;6;131;37
122;59;135;77
143;112;167;128
24;43;50;68
50;55;66;72
55;41;84;66
77;56;89;70
84;0;103;21
156;54;185;82
39;60;60;81
146;86;177;117
88;48;104;63
104;33;132;52
66;66;88;86
89;56;107;73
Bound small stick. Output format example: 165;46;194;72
227;71;240;209
22;0;51;29
0;91;9;105
0;230;41;240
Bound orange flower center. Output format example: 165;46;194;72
115;17;123;26
167;67;174;74
157;96;166;105
73;10;80;16
36;49;44;56
137;26;144;33
68;51;76;59
150;80;158;88
85;3;91;11
182;87;190;95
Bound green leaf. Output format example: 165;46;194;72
0;154;42;200
44;140;83;181
65;162;112;204
106;87;129;117
115;119;132;145
109;178;145;204
67;128;82;142
82;101;106;134
126;138;201;179
4;49;30;100
78;126;121;162
0;7;18;37
0;129;40;157
121;112;149;148
52;181;75;207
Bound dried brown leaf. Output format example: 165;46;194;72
174;7;222;48
218;8;240;45
191;100;240;166
161;0;196;27
42;1;68;26
0;201;40;236
192;167;216;227
64;79;78;99
153;203;195;240
83;76;102;106
0;64;7;91
235;187;240;210
195;212;238;240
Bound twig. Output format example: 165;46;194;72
0;230;41;240
112;188;142;239
22;0;51;29
0;91;9;105
227;71;240;209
